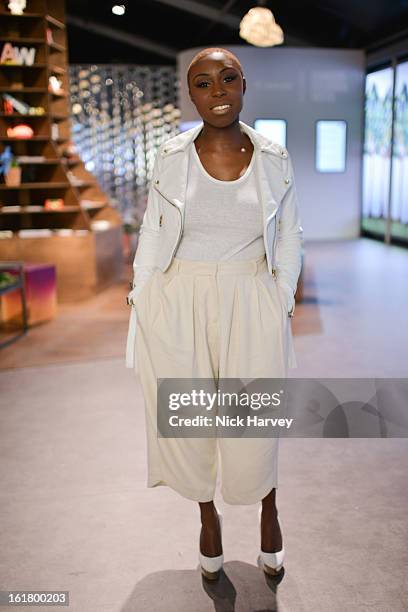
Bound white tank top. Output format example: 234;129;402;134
174;142;265;261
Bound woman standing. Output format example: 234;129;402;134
126;47;303;580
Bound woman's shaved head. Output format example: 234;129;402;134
187;47;244;88
187;47;246;124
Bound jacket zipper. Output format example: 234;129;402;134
264;211;278;278
153;183;184;266
271;209;280;279
170;200;184;262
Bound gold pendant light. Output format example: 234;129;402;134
239;1;284;47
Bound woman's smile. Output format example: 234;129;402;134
210;103;232;114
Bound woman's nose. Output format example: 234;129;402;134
210;81;226;97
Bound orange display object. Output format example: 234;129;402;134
0;263;57;330
6;124;34;139
44;198;64;210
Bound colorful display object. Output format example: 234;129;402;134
5;162;21;187
0;262;57;330
1;93;45;115
0;146;13;176
44;198;64;210
8;0;27;16
0;42;36;66
6;124;34;138
48;75;63;94
46;28;53;45
2;92;30;114
3;97;14;114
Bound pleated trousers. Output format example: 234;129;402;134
134;253;291;504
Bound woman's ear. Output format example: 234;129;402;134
242;76;246;95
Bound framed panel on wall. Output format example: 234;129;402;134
315;120;347;172
254;119;287;147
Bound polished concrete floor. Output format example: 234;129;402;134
0;237;407;611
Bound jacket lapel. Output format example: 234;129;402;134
240;121;290;222
154;120;290;222
152;122;202;217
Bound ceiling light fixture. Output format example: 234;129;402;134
239;0;284;47
112;4;125;16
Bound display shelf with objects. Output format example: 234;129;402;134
0;0;123;301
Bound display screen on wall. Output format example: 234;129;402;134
361;67;393;237
315;120;347;172
254;119;286;146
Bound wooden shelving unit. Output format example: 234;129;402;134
0;0;123;302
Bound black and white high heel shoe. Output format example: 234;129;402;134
258;506;285;576
199;508;223;580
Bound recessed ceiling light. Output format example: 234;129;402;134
112;4;125;15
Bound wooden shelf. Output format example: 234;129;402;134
0;0;123;301
0;182;70;189
71;181;95;188
16;159;60;164
0;205;81;213
1;112;68;120
45;15;65;29
1;137;49;141
0;86;47;92
62;158;81;166
0;12;44;18
48;41;66;52
0;63;47;69
49;90;67;98
0;113;47;118
0;36;44;44
49;65;66;75
81;202;107;210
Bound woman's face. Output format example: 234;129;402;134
188;52;246;127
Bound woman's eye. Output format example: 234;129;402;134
196;75;236;88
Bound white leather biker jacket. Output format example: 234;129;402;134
126;120;303;368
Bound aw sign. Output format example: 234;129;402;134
0;42;36;66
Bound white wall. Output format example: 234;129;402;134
177;46;365;241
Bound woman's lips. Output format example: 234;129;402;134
210;104;232;115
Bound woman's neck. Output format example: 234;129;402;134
195;119;248;153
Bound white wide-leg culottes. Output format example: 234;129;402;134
134;253;291;505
